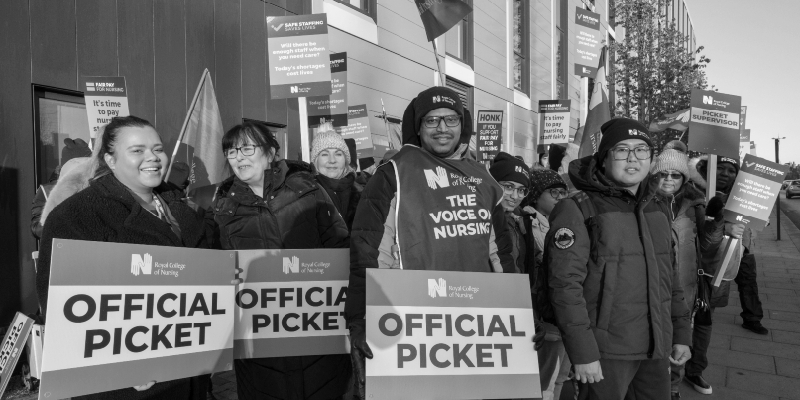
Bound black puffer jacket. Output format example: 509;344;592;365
314;171;363;231
205;159;351;400
37;174;208;400
545;156;691;365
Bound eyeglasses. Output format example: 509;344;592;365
225;145;261;159
500;183;529;197
546;188;569;199
657;172;683;180
423;115;462;128
611;146;652;161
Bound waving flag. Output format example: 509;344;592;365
415;0;473;41
576;47;611;158
649;108;690;132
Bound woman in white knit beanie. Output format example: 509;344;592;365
310;131;363;231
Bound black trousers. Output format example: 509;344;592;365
577;358;670;400
735;253;763;323
685;307;714;377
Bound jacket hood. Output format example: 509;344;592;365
568;155;659;199
688;155;707;190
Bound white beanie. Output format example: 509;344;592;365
651;140;690;179
310;131;351;166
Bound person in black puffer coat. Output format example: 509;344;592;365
37;116;208;400
205;121;351;400
310;131;363;231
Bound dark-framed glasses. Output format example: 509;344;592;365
423;115;462;128
657;172;683;180
611;146;651;161
225;145;261;159
500;183;529;197
546;188;569;199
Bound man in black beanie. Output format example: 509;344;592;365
344;86;514;399
545;117;692;399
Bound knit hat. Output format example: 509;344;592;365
61;138;92;166
596;118;654;161
310;131;351;166
651;140;690;179
529;168;567;202
401;86;473;147
718;155;739;174
490;152;530;187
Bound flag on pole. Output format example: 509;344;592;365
166;69;225;196
414;0;473;41
649;108;690;132
576;47;610;158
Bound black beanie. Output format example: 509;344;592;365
401;86;472;147
717;155;739;174
596;118;654;160
490;152;530;187
548;144;566;172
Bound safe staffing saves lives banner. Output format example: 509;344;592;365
234;249;350;359
365;269;540;400
40;240;235;400
723;154;789;231
267;14;332;99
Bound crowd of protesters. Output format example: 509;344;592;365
30;86;768;400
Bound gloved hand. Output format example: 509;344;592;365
532;321;560;350
349;319;373;399
706;195;725;220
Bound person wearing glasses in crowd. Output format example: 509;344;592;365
545;119;692;399
205;121;351;400
489;152;532;273
344;86;514;399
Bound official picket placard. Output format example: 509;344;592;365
40;240;235;400
574;7;601;77
538;100;571;145
365;269;540;400
476;110;504;162
723;154;789;231
688;89;742;159
234;249;350;359
267;14;332;99
0;313;34;398
739;128;751;160
336;105;373;159
307;52;348;127
82;77;130;142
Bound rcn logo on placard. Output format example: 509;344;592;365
428;278;447;298
582;67;591;74
703;95;714;105
131;253;153;276
424;166;450;190
290;86;299;94
283;256;300;274
736;215;751;224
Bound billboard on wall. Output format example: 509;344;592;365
574;8;601;78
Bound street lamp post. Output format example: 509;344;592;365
773;137;786;241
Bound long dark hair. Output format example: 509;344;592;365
93;116;156;179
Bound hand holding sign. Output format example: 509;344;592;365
348;319;373;400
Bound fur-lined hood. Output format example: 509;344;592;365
40;157;97;226
688;154;708;190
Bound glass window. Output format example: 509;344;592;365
333;0;377;21
445;0;472;66
512;0;529;94
33;88;90;187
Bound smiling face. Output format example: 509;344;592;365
104;126;168;193
227;138;273;187
603;138;651;194
715;162;738;192
657;170;685;196
315;148;347;179
418;108;462;158
499;181;526;211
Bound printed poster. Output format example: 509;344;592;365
0;313;35;398
82;77;130;142
723;154;789;231
234;249;350;359
688;89;742;159
538;100;571;145
267;14;332;99
307;53;348;127
39;240;235;400
336;104;373;159
574;7;601;77
476;110;504;162
365;269;540;400
739;128;751;160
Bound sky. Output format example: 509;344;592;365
685;0;799;164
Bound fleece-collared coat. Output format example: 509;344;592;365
37;174;208;400
545;156;692;365
205;159;351;400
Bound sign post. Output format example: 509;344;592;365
40;240;235;399
365;269;540;400
538;100;571;146
475;110;504;163
234;249;350;359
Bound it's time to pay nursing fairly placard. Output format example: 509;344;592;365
234;249;350;359
365;269;540;400
82;77;130;142
40;240;235;400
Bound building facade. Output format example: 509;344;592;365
0;0;614;323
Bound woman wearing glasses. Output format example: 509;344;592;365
489;152;533;274
205;121;351;400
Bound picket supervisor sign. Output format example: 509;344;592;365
688;89;742;159
267;13;332;99
476;110;504;162
82;76;130;142
365;269;540;400
40;240;235;399
234;249;350;359
723;154;789;231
